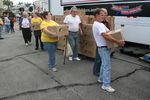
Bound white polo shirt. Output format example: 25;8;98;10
92;21;109;47
63;14;81;32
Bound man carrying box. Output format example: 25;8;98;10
92;8;125;93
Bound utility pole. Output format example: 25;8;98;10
48;0;50;12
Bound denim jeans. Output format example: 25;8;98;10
93;47;101;76
5;25;10;33
98;47;111;87
68;31;79;58
0;26;2;38
44;42;57;69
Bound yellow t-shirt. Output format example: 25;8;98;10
31;17;42;24
40;20;59;42
0;18;3;25
31;17;42;30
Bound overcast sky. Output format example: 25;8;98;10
11;0;36;5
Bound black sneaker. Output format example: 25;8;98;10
41;48;44;51
0;37;4;40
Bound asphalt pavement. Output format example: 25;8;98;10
0;29;150;100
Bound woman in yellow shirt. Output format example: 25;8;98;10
0;15;4;39
31;11;43;50
40;11;59;72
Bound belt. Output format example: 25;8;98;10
69;31;78;33
97;46;107;48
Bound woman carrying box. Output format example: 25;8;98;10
40;11;59;72
31;11;44;50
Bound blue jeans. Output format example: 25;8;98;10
0;26;2;38
68;31;79;58
5;25;10;33
98;47;111;87
93;47;101;76
44;42;57;69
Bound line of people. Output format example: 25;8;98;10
0;13;16;40
18;6;124;93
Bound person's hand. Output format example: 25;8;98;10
116;40;125;47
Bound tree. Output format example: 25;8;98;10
18;2;23;5
3;0;13;10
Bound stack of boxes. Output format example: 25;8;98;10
52;9;116;58
79;24;96;58
52;15;66;50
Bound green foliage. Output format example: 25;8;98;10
3;0;13;10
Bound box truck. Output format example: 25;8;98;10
61;0;150;46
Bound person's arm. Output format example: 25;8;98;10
79;23;83;35
102;31;125;47
42;27;57;37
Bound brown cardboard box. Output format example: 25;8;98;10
78;9;86;16
57;36;66;50
106;29;124;48
47;25;68;37
31;23;40;31
81;24;94;40
54;15;65;24
80;15;89;24
81;24;92;35
79;39;96;58
88;15;95;24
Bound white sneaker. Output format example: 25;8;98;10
101;85;115;93
97;79;102;83
74;57;80;61
68;57;73;61
52;68;57;72
25;43;29;46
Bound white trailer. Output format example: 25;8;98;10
61;0;150;46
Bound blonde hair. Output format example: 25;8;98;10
100;8;108;14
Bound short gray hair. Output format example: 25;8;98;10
70;6;77;11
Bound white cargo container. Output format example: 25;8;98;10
61;0;150;45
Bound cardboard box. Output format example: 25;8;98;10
54;15;65;24
79;39;96;58
57;36;66;50
106;29;124;48
31;23;40;31
88;15;95;24
80;15;89;24
78;9;86;16
80;24;94;40
81;24;93;35
47;25;68;37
